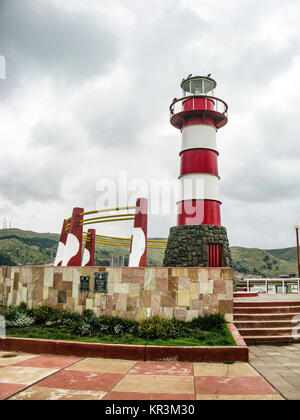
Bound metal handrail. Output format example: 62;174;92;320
238;278;300;294
170;95;228;118
80;214;135;225
80;206;135;217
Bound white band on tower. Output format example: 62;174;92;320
181;124;217;153
178;173;220;202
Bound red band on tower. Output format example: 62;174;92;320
180;149;219;177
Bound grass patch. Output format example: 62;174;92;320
1;304;236;347
6;324;236;347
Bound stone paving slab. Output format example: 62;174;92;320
249;343;300;400
9;386;107;401
0;351;283;400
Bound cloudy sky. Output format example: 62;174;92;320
0;0;300;249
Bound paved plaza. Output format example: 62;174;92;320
249;343;300;400
0;351;282;400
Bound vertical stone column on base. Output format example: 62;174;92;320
54;219;67;266
62;207;84;267
129;198;148;267
82;229;96;267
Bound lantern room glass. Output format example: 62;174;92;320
181;77;216;97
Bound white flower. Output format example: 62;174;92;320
6;313;35;328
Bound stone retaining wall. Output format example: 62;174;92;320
0;266;233;322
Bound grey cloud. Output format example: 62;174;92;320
1;0;300;249
80;4;209;150
257;111;300;159
222;197;300;249
83;102;144;150
31;119;84;151
0;0;119;96
0;159;65;204
0;204;14;217
222;157;299;203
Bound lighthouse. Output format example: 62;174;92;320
163;75;232;268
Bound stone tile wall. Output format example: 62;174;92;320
0;266;233;322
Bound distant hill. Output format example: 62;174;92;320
0;228;298;276
0;229;59;266
0;228;164;267
231;246;298;277
266;247;298;262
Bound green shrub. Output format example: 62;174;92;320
45;309;82;327
138;316;182;340
18;302;28;312
190;314;225;331
1;304;229;343
70;320;94;337
33;305;56;324
95;316;139;336
1;307;19;321
0;303;30;322
6;313;35;328
82;309;95;319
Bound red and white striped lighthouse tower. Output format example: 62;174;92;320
173;76;228;226
164;75;232;268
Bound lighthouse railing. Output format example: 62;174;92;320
170;95;228;118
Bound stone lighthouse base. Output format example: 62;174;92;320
163;225;232;268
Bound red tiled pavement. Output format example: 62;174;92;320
37;370;124;392
128;361;193;376
0;383;27;400
195;376;279;396
218;376;279;396
14;355;82;370
103;392;195;400
0;351;284;400
195;376;225;394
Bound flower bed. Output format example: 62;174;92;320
0;304;235;347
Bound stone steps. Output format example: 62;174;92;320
244;335;300;344
234;313;299;321
234;306;300;314
234;320;297;329
233;299;300;344
238;327;297;337
234;301;300;308
233;292;259;298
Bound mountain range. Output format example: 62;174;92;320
0;228;298;277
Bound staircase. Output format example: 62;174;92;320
234;300;300;344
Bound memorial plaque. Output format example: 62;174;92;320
80;276;90;291
94;272;108;293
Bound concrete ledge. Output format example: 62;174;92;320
0;324;248;363
0;337;145;361
145;345;248;363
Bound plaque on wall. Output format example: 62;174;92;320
94;272;108;293
80;276;90;291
